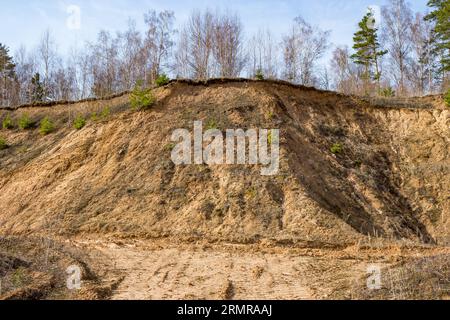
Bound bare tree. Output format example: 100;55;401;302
212;12;246;77
185;10;215;79
248;29;278;79
282;17;330;86
381;0;414;96
174;27;190;78
6;4;445;103
143;10;176;83
87;31;120;97
72;47;92;99
319;66;331;90
410;12;438;95
48;55;78;101
14;45;38;103
117;19;145;90
330;45;364;95
283;29;297;82
38;29;58;96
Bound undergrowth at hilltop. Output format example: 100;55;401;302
156;74;170;87
379;86;396;97
130;80;155;110
255;69;265;81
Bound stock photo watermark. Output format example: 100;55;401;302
66;5;81;30
170;121;280;176
66;265;82;290
366;5;381;29
367;264;382;290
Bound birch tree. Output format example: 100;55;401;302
282;17;330;86
382;0;414;96
248;29;278;79
143;10;176;83
212;12;246;77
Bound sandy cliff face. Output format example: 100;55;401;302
0;80;448;245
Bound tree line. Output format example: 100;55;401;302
0;0;448;107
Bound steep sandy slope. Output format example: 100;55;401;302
0;80;448;246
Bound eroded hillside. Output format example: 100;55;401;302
0;80;448;246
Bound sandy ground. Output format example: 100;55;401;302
72;239;447;300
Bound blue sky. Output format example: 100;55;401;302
0;0;429;57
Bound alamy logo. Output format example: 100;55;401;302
66;265;82;290
171;121;280;176
66;5;81;30
366;5;381;30
367;264;382;290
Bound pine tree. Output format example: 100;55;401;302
31;73;45;102
0;44;15;76
425;0;449;79
0;43;17;106
351;9;387;94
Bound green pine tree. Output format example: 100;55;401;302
0;44;15;77
0;43;17;105
425;0;450;75
351;9;387;94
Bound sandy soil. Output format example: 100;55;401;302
0;80;448;300
70;239;448;300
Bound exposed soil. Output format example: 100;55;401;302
0;79;448;299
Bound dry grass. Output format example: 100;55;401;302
0;236;112;300
220;280;235;300
351;254;450;300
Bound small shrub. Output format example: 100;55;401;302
206;119;218;130
164;143;176;151
2;115;14;129
73;115;86;130
101;106;110;119
12;267;28;288
90;112;99;122
155;74;170;87
18;113;33;130
379;87;395;97
0;136;7;150
255;69;264;81
445;89;450;107
39;117;55;135
130;80;155;110
330;143;343;154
